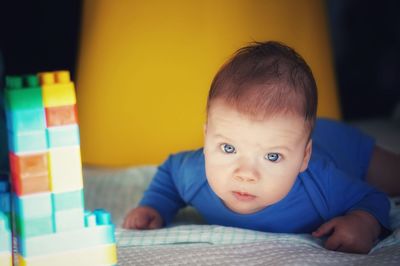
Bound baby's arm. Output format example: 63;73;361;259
310;163;391;254
312;210;381;254
123;155;186;229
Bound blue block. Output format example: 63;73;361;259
46;125;80;148
16;215;54;238
0;180;10;214
19;210;115;257
7;130;47;153
0;179;10;193
52;189;84;211
6;108;46;132
14;193;52;218
0;194;10;213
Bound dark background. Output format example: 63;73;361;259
1;0;399;121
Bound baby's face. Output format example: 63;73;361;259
204;101;312;214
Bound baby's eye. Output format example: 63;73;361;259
265;153;281;162
220;143;236;154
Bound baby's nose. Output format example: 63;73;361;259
234;174;259;183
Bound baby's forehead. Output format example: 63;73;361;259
208;99;304;122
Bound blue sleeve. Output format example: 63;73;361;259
139;155;187;225
303;159;390;231
312;118;375;180
326;163;391;231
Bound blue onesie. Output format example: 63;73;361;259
139;118;390;233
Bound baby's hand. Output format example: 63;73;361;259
122;206;163;230
312;210;381;254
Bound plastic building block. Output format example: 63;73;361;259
46;125;80;148
10;152;48;179
52;190;85;232
6;108;46;132
0;190;11;214
5;71;117;265
12;174;50;196
52;189;84;211
5;75;43;110
7;129;47;153
10;152;50;196
0;212;12;266
14;193;54;237
14;193;52;219
15;215;54;237
0;253;12;266
40;71;77;107
18;209;115;257
54;208;84;232
0;178;10;193
45;104;78;127
17;243;117;266
48;146;83;193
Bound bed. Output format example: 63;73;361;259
83;167;400;266
83;119;400;266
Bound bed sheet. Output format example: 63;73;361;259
83;166;400;266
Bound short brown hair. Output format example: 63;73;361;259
207;41;318;132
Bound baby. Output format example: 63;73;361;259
123;41;394;254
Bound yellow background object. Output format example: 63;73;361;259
77;0;340;167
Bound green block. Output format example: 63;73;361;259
15;215;54;237
5;75;43;110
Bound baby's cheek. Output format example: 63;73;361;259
206;152;236;167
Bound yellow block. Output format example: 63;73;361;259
17;243;117;266
48;146;83;193
77;0;341;166
40;71;77;107
0;253;12;266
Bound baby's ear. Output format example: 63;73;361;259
300;139;312;172
203;123;207;135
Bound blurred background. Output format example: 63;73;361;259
0;0;399;168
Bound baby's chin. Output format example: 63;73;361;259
223;201;269;215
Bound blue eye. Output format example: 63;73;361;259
265;153;280;162
221;143;236;154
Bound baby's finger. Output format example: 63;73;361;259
135;215;151;229
123;217;135;229
312;219;336;237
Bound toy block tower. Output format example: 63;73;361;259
0;177;12;266
4;71;117;265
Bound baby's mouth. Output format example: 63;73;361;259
232;191;257;201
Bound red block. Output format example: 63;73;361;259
45;104;78;127
12;174;50;196
10;152;48;179
9;152;50;195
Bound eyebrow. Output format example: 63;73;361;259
265;145;292;152
213;133;233;142
213;134;292;152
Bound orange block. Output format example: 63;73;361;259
45;105;78;127
10;152;48;179
12;174;50;196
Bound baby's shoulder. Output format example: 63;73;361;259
167;148;207;192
